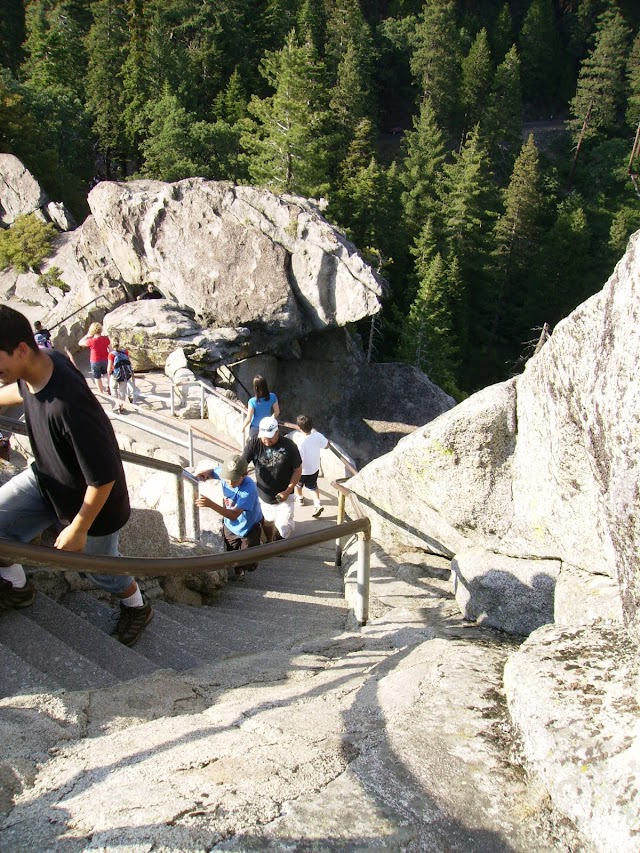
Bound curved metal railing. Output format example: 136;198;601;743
0;414;371;624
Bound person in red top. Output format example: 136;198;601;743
78;322;111;394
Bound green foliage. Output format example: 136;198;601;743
39;265;69;293
460;28;493;133
569;5;632;142
0;214;58;273
518;0;564;111
626;29;640;129
482;44;523;179
242;31;331;197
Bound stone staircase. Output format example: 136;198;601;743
0;538;347;699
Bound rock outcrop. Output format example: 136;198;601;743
348;230;640;849
0;154;75;230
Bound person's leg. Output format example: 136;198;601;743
115;379;127;413
225;522;261;573
260;499;278;543
91;361;107;393
223;525;245;580
84;532;153;646
306;470;324;517
0;466;58;612
274;495;295;539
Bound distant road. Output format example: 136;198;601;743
522;119;567;136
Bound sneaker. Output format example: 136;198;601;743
0;578;35;615
296;496;304;506
312;505;324;518
111;597;153;647
229;568;245;582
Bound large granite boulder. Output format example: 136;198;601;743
85;178;384;349
0;153;75;229
350;230;640;641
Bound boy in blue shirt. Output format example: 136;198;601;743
195;454;263;581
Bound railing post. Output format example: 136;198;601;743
188;427;194;466
335;492;346;567
355;529;370;626
176;474;186;541
170;384;175;417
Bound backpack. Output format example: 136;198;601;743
35;332;53;349
113;350;133;382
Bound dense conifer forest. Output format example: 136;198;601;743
1;0;639;395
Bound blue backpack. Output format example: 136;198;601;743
113;350;133;382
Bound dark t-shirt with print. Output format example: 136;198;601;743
242;435;302;504
19;350;130;535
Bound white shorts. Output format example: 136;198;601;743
260;495;295;539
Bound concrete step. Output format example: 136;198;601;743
22;593;160;683
0;641;61;699
152;601;267;658
63;592;202;672
0;608;118;692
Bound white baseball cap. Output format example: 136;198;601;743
258;416;279;438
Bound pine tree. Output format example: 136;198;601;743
625;28;640;129
460;28;493;135
297;0;327;57
518;0;563;110
0;0;26;72
329;38;376;142
397;249;463;396
482;44;523;178
491;2;514;63
85;0;128;176
399;97;447;242
488;134;547;375
409;0;461;134
569;4;632;143
241;31;331;197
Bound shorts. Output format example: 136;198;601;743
299;470;319;491
0;466;133;595
259;495;295;539
91;360;108;379
223;521;262;572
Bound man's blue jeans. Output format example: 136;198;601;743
0;465;133;595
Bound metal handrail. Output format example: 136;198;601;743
0;419;371;624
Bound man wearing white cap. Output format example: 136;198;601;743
242;415;302;542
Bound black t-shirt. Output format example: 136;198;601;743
242;435;302;504
19;351;130;535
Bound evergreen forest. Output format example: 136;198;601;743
1;0;639;396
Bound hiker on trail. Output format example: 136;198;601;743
194;454;263;582
78;321;110;395
107;341;136;414
137;283;163;300
241;375;280;439
0;306;153;646
289;415;329;518
33;320;53;350
242;415;302;543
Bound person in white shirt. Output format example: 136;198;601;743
289;415;329;518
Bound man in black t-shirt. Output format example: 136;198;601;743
242;416;302;542
0;306;153;647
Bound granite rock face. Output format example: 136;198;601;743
0;154;75;229
350;230;640;640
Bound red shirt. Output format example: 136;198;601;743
86;335;110;362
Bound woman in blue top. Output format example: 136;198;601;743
241;375;280;438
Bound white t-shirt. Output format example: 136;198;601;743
290;429;329;474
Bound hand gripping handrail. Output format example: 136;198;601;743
0;415;371;624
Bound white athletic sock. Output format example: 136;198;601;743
0;564;27;588
120;588;144;608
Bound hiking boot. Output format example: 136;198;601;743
312;505;324;518
111;597;153;647
0;578;35;614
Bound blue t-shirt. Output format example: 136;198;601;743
249;392;278;428
212;467;262;537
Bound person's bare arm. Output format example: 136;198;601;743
0;383;23;407
54;481;115;552
272;399;280;419
195;494;243;521
241;402;253;431
277;464;302;502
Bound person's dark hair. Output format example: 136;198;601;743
0;306;39;354
253;375;270;402
297;415;313;433
34;320;43;331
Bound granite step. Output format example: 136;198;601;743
63;591;202;672
0;641;61;699
0;608;118;692
22;593;160;683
